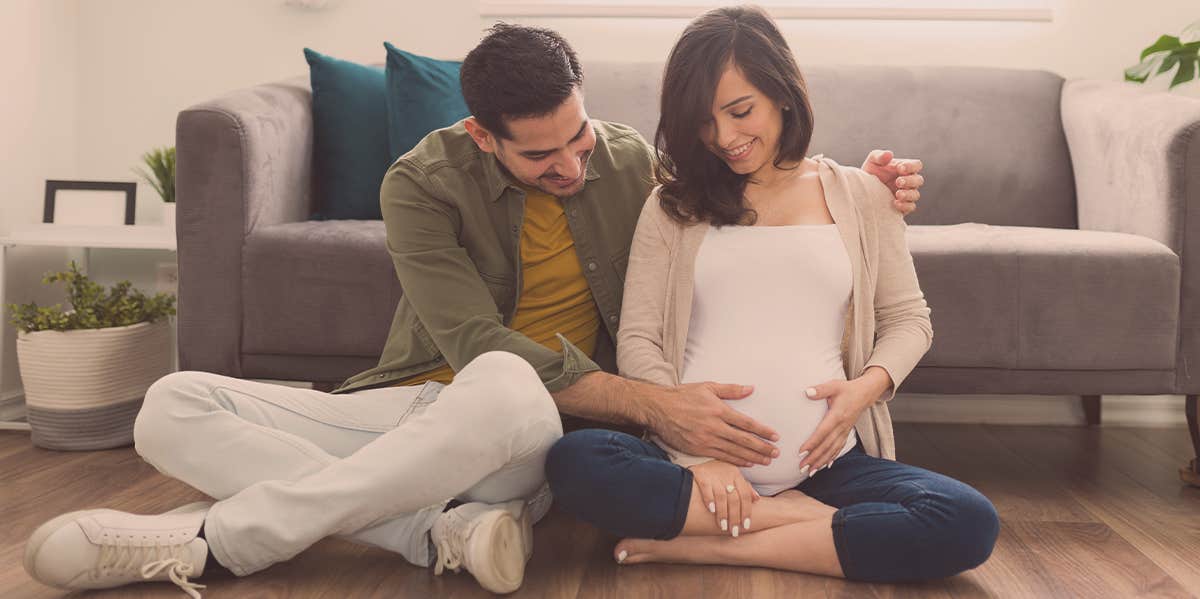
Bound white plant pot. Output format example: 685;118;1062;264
162;202;176;230
16;320;173;450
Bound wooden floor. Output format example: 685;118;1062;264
2;423;1198;599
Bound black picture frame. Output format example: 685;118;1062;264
43;180;137;225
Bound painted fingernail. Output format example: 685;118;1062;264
771;448;780;458
798;450;809;459
826;461;834;470
708;501;716;513
800;464;810;475
617;550;628;563
743;518;751;530
805;387;817;398
720;519;728;531
732;525;740;538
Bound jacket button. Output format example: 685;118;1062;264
608;314;618;323
588;262;597;271
377;374;386;378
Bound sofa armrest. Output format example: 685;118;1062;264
176;75;313;376
1062;79;1200;391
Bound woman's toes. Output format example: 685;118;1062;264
614;538;650;564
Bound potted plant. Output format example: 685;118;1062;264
7;262;177;450
134;146;176;229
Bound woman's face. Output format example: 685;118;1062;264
700;61;786;177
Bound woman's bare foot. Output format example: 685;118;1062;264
614;537;702;566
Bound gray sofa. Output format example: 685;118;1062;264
175;63;1200;480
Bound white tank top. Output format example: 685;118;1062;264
681;223;858;496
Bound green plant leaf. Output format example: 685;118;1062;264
1170;54;1198;89
1141;35;1182;60
1125;50;1169;82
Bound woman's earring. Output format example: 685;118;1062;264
783;105;791;111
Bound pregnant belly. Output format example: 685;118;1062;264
726;388;855;495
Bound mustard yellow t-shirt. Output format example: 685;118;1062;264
396;186;600;386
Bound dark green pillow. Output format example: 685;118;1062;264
304;48;390;220
383;42;471;161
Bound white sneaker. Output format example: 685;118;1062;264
431;501;531;594
24;501;211;598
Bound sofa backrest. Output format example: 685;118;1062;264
582;62;1077;228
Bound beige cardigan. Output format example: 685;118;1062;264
617;156;933;466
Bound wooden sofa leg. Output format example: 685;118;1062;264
1081;395;1101;426
1183;395;1200;488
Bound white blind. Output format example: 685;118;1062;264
480;0;1054;21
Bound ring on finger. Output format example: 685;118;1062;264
726;484;735;494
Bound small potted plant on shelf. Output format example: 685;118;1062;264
7;262;176;450
134;146;175;229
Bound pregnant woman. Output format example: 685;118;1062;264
545;5;999;582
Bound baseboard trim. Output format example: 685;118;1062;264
888;393;1187;427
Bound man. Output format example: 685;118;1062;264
23;24;925;596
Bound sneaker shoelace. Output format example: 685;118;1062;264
433;516;471;577
93;537;206;598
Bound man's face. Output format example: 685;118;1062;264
468;88;597;198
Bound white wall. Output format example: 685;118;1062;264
0;0;79;397
1;0;1196;419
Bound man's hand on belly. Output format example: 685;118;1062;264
649;382;781;468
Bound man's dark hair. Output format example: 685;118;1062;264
460;23;584;140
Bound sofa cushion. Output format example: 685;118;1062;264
303;48;392;221
909;223;1179;370
243;221;399;357
384;42;470;161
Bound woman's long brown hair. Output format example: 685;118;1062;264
655;5;815;226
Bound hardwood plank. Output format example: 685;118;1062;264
1120;426;1196;465
986;425;1200;592
906;423;1096;523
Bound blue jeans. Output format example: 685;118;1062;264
546;429;1000;583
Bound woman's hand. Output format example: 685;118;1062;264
689;460;760;537
797;367;892;475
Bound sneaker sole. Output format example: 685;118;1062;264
23;502;211;588
502;499;534;563
468;510;527;594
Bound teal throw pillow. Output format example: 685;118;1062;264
304;48;390;220
383;42;471;161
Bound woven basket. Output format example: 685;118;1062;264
16;320;172;450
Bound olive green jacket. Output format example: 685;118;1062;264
333;120;656;394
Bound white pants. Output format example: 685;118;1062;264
131;351;563;576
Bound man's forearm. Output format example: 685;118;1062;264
550;371;662;428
